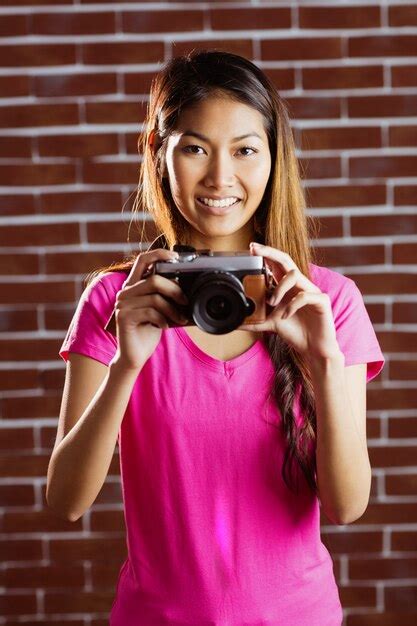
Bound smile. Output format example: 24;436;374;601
196;197;242;215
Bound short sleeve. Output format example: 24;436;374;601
59;273;123;366
334;278;385;383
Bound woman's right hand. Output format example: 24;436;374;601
111;248;189;371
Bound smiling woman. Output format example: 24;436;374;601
49;49;385;626
161;95;271;244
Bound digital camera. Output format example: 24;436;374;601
105;245;275;335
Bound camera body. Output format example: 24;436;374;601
105;245;274;336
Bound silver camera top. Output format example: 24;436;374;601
156;250;263;273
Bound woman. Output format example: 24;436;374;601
47;50;385;625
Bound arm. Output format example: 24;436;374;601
46;355;141;522
310;353;371;526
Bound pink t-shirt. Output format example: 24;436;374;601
59;263;385;626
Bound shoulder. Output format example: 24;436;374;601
80;270;129;316
85;270;129;299
308;262;357;305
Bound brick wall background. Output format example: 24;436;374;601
1;1;416;624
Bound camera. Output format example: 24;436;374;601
105;245;275;336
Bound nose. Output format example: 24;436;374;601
203;151;235;189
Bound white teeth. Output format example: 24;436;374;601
198;197;240;208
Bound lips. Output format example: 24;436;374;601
195;197;242;215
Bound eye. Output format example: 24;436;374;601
181;145;258;156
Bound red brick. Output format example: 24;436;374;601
392;298;417;322
82;160;140;185
301;127;381;150
350;557;417;580
0;74;29;97
210;7;291;30
0;14;28;36
122;10;203;33
31;11;115;35
85;101;146;124
347;613;417;626
45;590;114;614
50;536;125;562
0;484;35;506
262;67;295;91
385;474;417;496
300;6;380;29
385;586;417;610
391;531;417;552
394;185;417;205
47;250;125;275
306;184;386;208
0;194;35;216
388;417;417;439
390;358;417;381
0;103;78;128
90;509;125;532
355;502;417;525
369;445;417;468
91;560;124;588
262;37;341;61
0;163;76;187
303;65;383;90
0;338;63;362
0;44;75;67
0;280;75;305
321;530;382;554
3;0;72;4
34;72;117;97
85;220;133;243
2;394;61;419
40;190;123;214
300;157;341;179
0;367;39;390
0;455;50;479
349;35;417;58
350;156;417;179
0;310;38;334
1;539;42;562
339;584;377;607
124;70;157;95
351;214;417;236
392;65;417;87
349;95;417;118
0;428;34;450
0;136;31;158
389;5;417;26
82;41;164;65
286;96;340;119
0;593;37;616
0;222;79;247
317;245;384;268
0;253;39;275
5;564;85;588
38;133;119;158
389;126;417;147
171;39;253;61
2;509;83;532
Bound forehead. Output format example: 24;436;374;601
174;95;267;137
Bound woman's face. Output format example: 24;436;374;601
163;95;272;251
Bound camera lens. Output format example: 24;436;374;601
189;271;252;334
206;295;232;320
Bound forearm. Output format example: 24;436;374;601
46;360;141;522
310;352;371;525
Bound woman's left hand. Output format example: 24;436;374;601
237;242;343;362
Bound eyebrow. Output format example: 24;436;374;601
180;130;263;143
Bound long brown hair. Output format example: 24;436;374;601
86;49;321;496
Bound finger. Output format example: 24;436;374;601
249;242;297;273
282;292;328;319
119;294;189;326
124;248;179;287
121;273;188;307
116;306;169;330
267;269;298;307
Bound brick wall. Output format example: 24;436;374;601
0;1;416;624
